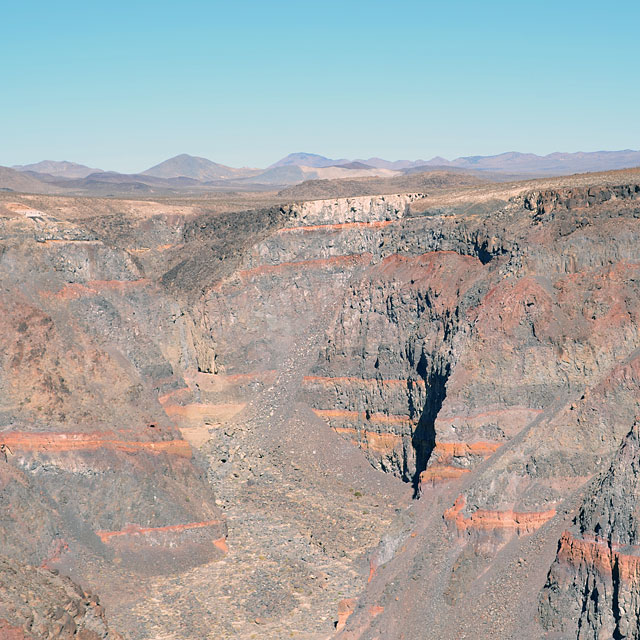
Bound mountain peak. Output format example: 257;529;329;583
142;154;258;181
268;152;348;169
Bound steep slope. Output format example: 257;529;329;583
0;198;227;629
325;175;640;639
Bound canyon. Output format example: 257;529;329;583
1;168;640;638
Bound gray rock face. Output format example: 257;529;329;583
539;422;640;639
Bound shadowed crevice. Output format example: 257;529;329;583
411;359;450;496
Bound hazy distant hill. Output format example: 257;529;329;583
333;161;375;170
355;157;428;170
243;163;399;186
13;160;103;179
268;152;349;169
143;154;260;181
0;166;61;193
421;150;640;175
277;169;489;199
274;150;640;175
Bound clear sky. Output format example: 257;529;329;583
2;0;639;172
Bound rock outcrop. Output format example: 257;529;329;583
539;421;640;638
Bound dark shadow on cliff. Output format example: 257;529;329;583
411;358;450;497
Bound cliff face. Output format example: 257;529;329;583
539;421;640;638
0;202;226;607
317;180;640;639
304;251;482;482
3;173;640;639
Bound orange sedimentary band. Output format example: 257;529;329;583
278;220;397;233
213;536;229;553
557;531;640;580
312;409;413;426
235;254;371;279
419;465;471;484
0;432;191;457
433;441;503;457
96;519;222;543
223;370;278;382
444;495;556;534
49;279;151;300
303;375;426;388
419;442;504;486
336;598;357;632
333;427;404;455
157;387;191;405
368;557;377;583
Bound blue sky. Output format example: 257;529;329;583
2;0;639;172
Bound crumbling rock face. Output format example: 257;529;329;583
305;251;484;483
523;183;640;216
539;421;640;639
331;178;640;639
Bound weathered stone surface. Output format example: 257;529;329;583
539;421;640;638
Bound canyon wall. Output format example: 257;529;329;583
3;173;640;638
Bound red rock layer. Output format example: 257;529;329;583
557;531;640;581
419;465;471;486
418;441;502;488
336;598;357;632
0;431;191;458
313;409;412;427
96;520;223;543
444;495;556;535
48;279;151;300
331;427;404;457
0;619;30;639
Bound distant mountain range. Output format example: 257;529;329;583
427;150;640;175
12;160;103;179
3;150;640;195
271;150;640;175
